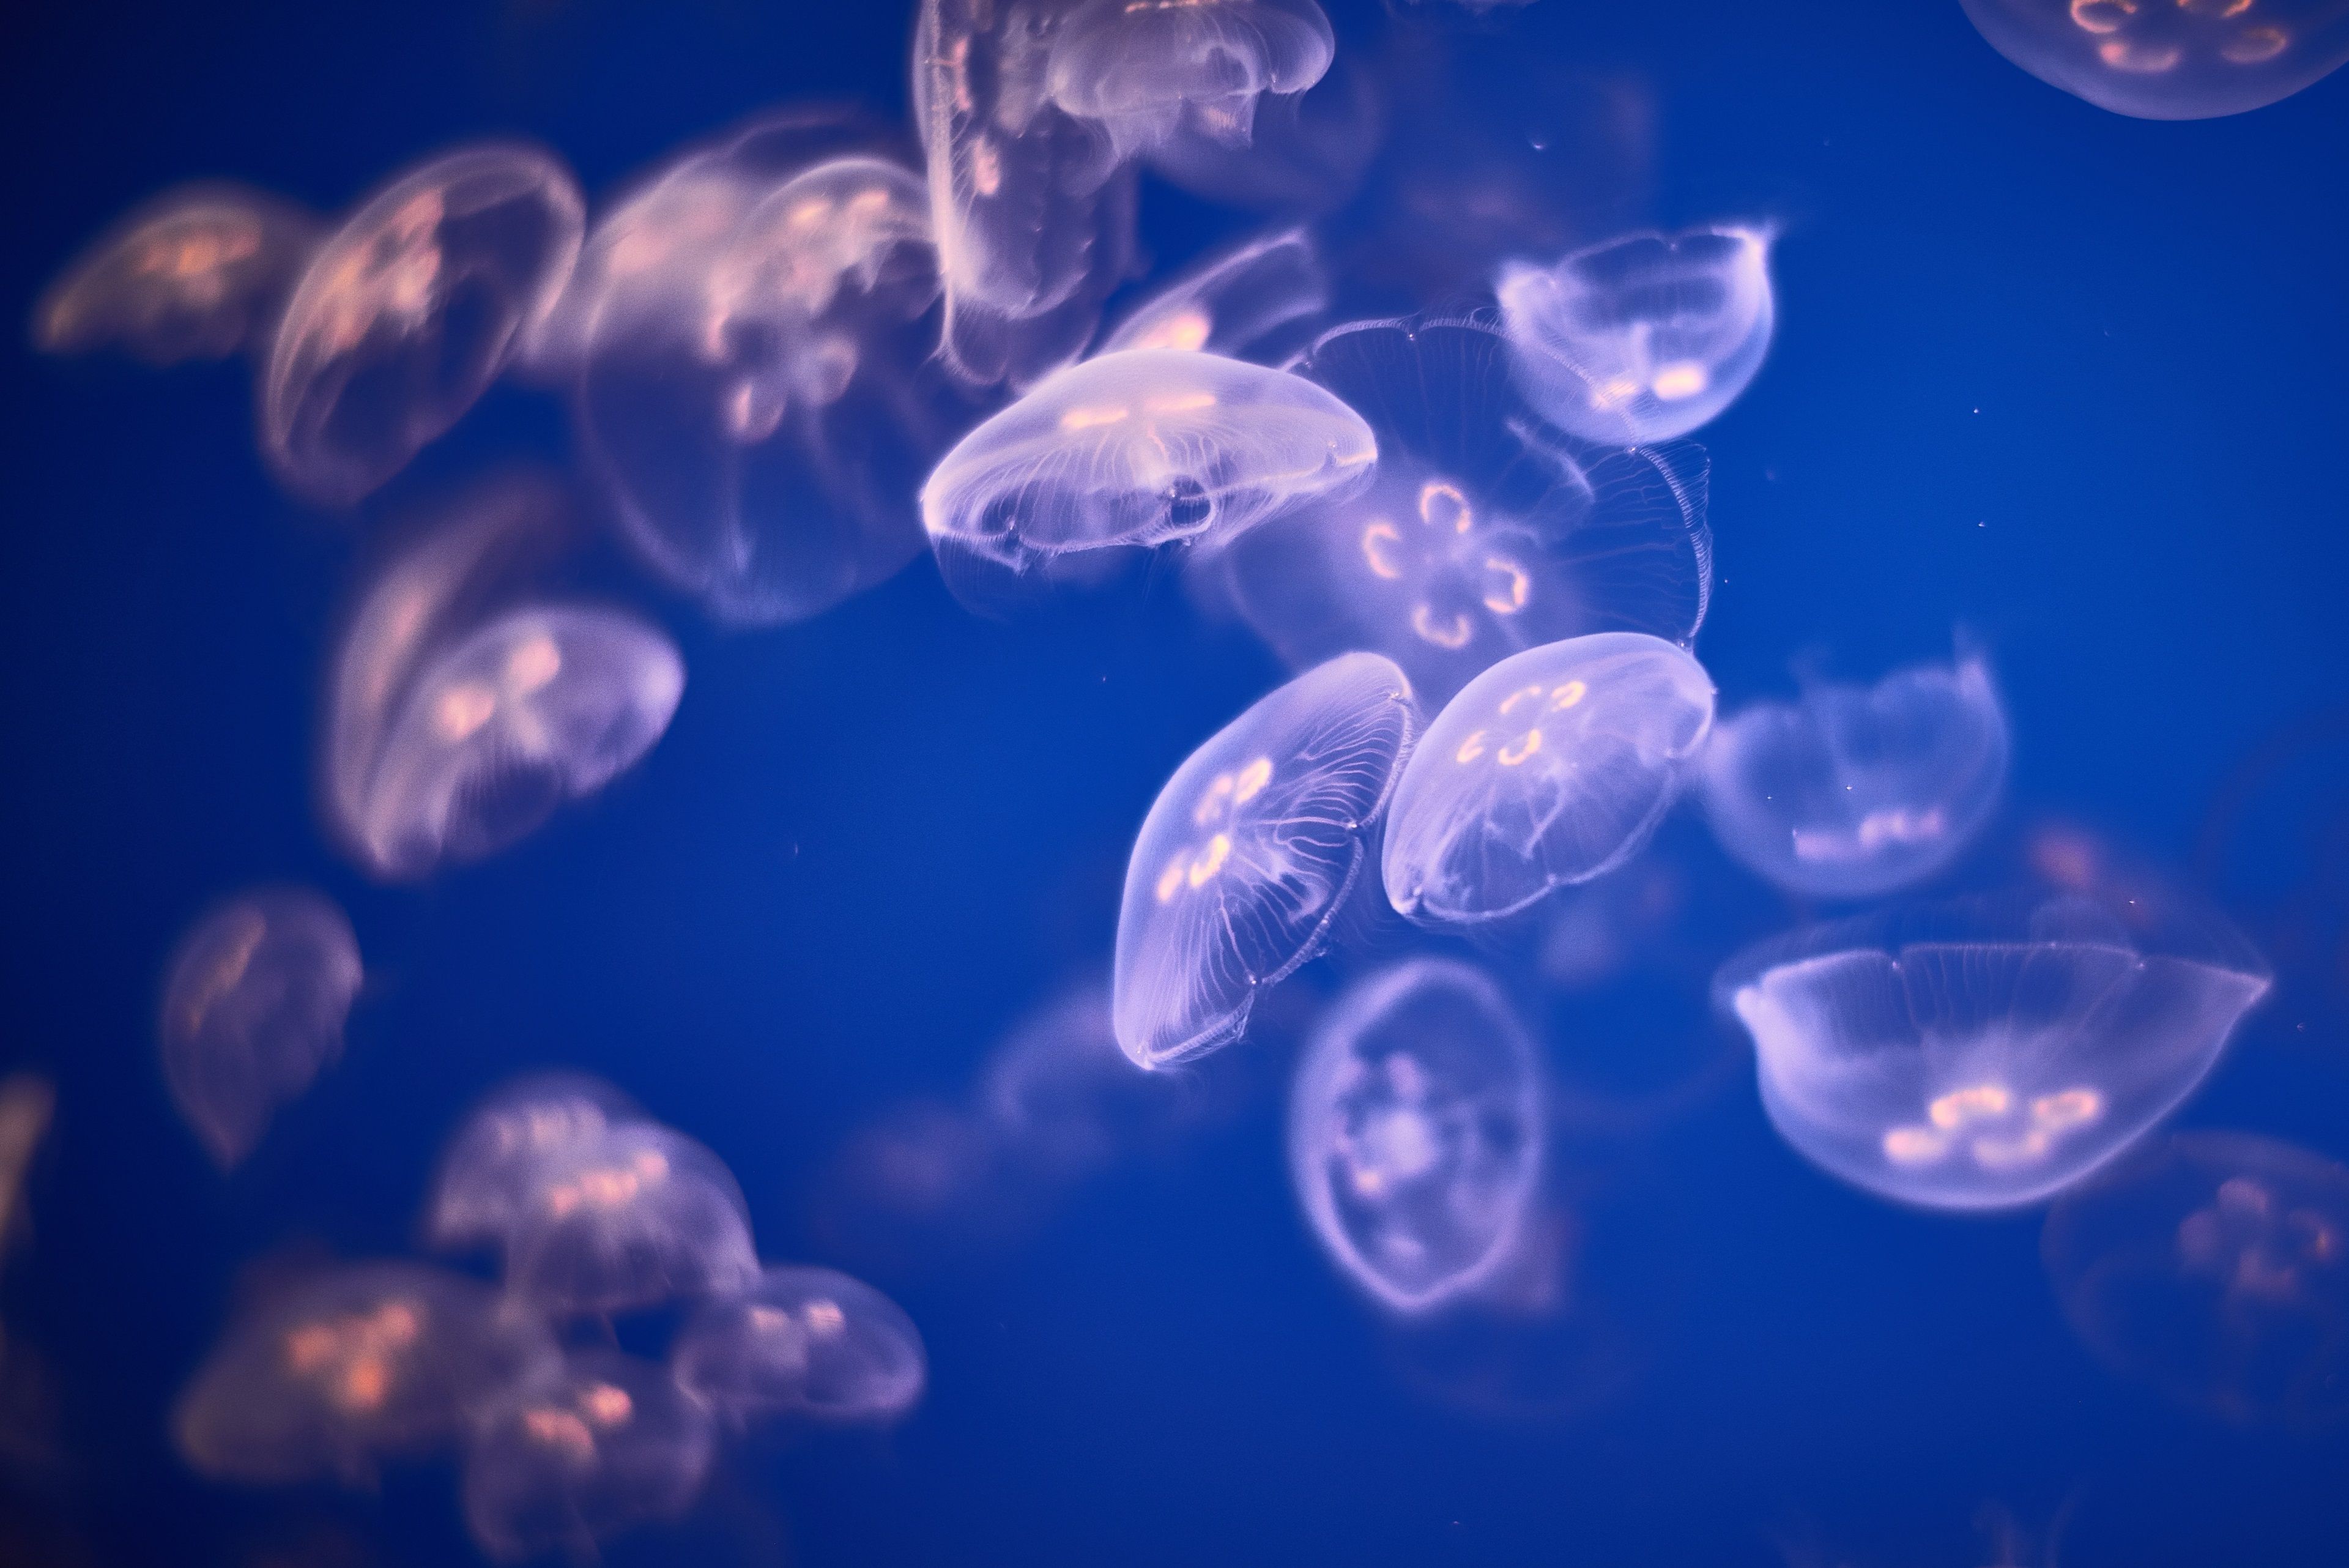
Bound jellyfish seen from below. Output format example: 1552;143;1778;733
1717;895;2273;1211
1115;653;1420;1070
1959;0;2349;119
500;1121;760;1317
1496;226;1775;447
1220;317;1713;708
1384;633;1715;926
673;1266;927;1425
1099;228;1328;363
1043;0;1337;161
2044;1130;2349;1424
32;184;321;365
158;888;363;1169
261;144;585;506
1289;960;1544;1313
1698;652;2011;901
425;1072;643;1254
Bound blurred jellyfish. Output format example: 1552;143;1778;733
462;1348;713;1562
1960;0;2349;119
175;1263;555;1485
32;184;321;365
1698;652;2011;901
2044;1130;2349;1424
1717;894;2273;1211
1115;653;1419;1069
1143;44;1384;214
1288;960;1543;1313
1042;0;1336;160
1496;226;1774;447
0;1077;54;1260
425;1073;642;1254
158;888;362;1169
500;1121;760;1317
261;144;584;506
673;1265;926;1425
1220;317;1713;707
977;976;1197;1178
1384;633;1716;926
1100;229;1328;363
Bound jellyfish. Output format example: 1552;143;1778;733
1219;316;1713;707
424;1073;643;1254
1383;633;1715;926
1698;652;2012;901
0;1076;55;1262
261;143;585;506
2044;1130;2349;1424
158;887;362;1169
672;1265;927;1425
175;1263;555;1485
1042;0;1337;162
1959;0;2349;119
1115;652;1419;1069
32;184;321;365
1496;226;1775;447
1100;229;1329;363
978;976;1192;1178
1716;894;2273;1211
499;1121;760;1317
1288;960;1544;1313
1141;42;1384;214
461;1348;714;1562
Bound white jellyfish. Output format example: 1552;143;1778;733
1099;228;1328;362
424;1072;643;1254
1382;632;1716;926
1960;0;2349;120
1717;894;2273;1211
672;1265;927;1425
1043;0;1337;161
1496;226;1775;447
1115;652;1420;1069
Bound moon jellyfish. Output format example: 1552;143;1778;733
1960;0;2349;119
261;144;585;506
1716;895;2273;1211
500;1122;760;1316
2044;1130;2349;1424
462;1349;714;1562
1496;226;1774;447
1698;652;2011;901
175;1263;555;1485
1114;653;1419;1069
425;1073;642;1254
0;1076;55;1259
1384;633;1715;926
32;184;320;365
1143;45;1383;214
158;887;362;1169
1220;317;1713;707
1288;960;1543;1313
672;1266;927;1425
1100;228;1327;363
1044;0;1337;161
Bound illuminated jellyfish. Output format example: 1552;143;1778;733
158;886;363;1169
32;184;321;365
1384;633;1716;926
1115;652;1419;1069
1716;894;2273;1211
1698;652;2011;901
500;1121;760;1316
1100;228;1327;362
261;143;584;506
175;1263;555;1485
2044;1130;2349;1423
672;1265;927;1425
1220;316;1712;707
462;1348;714;1562
1288;960;1543;1313
0;1075;56;1258
424;1073;643;1254
1959;0;2349;119
1496;226;1775;447
1043;0;1337;160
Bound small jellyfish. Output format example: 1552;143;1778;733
1288;960;1544;1313
1960;0;2349;119
672;1265;927;1425
424;1073;642;1254
1383;633;1716;926
1717;894;2273;1211
158;887;362;1169
1496;226;1775;447
1115;652;1419;1069
1044;0;1337;161
1099;228;1328;363
978;975;1197;1178
1698;652;2012;901
32;183;321;365
500;1121;760;1317
461;1348;714;1562
261;144;585;506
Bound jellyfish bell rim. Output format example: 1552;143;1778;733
1955;0;2349;122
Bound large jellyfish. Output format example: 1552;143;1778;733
425;1072;643;1254
1496;226;1775;447
261;143;584;506
672;1265;927;1425
158;886;363;1169
1716;895;2273;1211
1219;316;1713;707
1959;0;2349;119
1383;632;1716;926
1288;960;1545;1313
1698;652;2011;901
1099;228;1329;362
1115;653;1420;1069
1042;0;1337;161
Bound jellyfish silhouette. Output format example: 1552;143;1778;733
672;1265;927;1425
499;1121;760;1317
1961;0;2349;120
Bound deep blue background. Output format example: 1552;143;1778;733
2;2;2347;1564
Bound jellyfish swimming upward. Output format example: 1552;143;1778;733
1959;0;2349;120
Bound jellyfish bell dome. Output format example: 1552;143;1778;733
1959;0;2349;121
672;1265;927;1425
1098;227;1329;363
1043;0;1338;162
